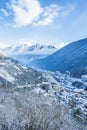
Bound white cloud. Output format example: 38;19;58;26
7;0;62;27
56;42;69;49
0;42;9;49
34;4;61;26
8;0;43;27
19;40;35;46
0;8;9;16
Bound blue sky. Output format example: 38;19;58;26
0;0;87;47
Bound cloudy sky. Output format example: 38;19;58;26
0;0;87;46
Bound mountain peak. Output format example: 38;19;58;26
1;43;57;54
47;45;56;49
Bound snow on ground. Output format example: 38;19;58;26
0;54;87;129
0;87;86;130
0;68;15;82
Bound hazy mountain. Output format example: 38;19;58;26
1;43;57;66
32;38;87;77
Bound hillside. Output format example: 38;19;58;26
0;54;47;89
0;50;87;130
33;38;87;77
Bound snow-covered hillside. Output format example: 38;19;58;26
0;54;48;88
0;51;6;57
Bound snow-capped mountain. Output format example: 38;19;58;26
32;38;87;77
1;43;57;66
2;43;56;54
2;43;57;55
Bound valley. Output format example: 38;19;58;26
0;38;87;129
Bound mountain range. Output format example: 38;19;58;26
32;38;87;77
1;38;87;78
1;43;57;66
